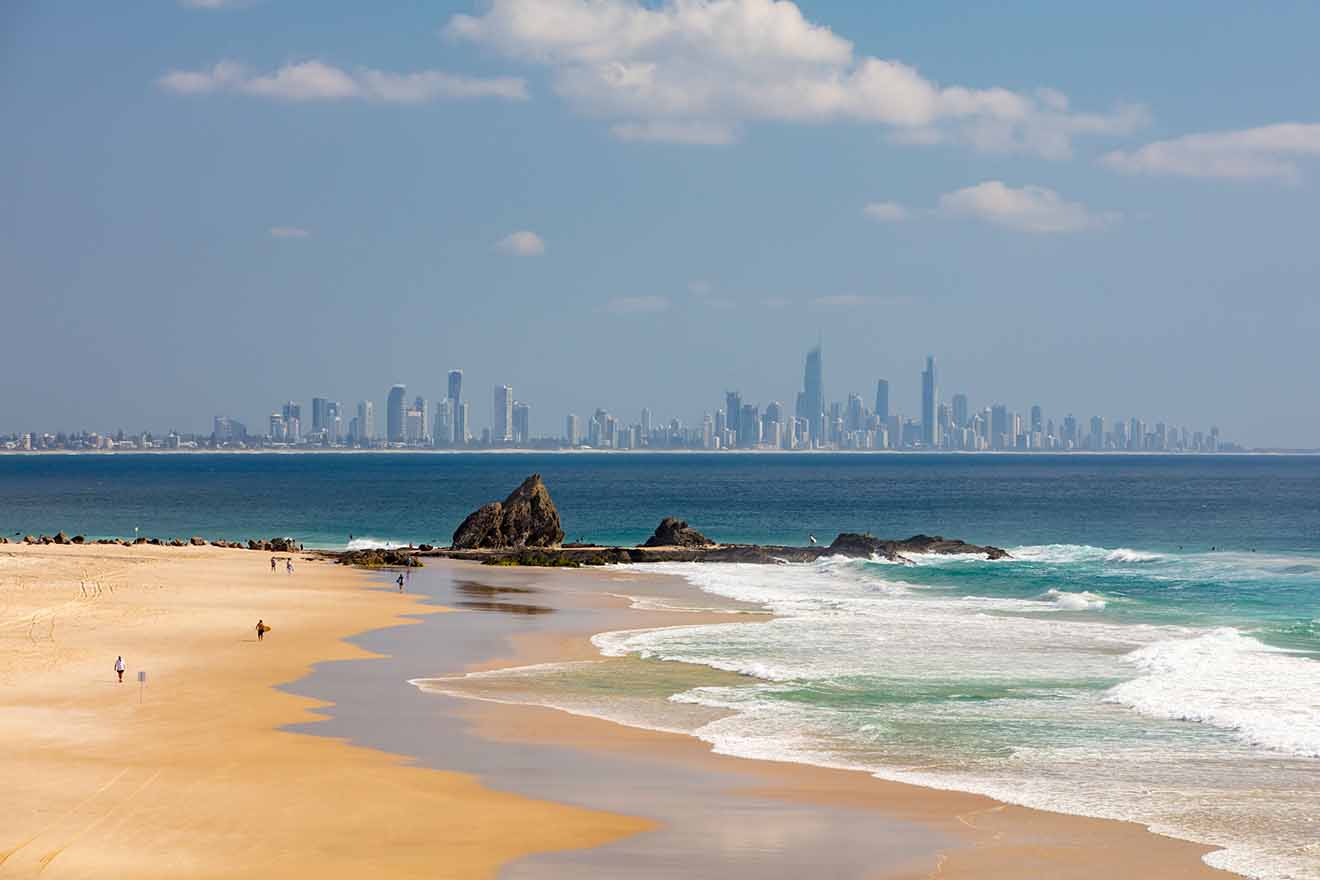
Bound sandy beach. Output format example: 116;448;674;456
2;544;1236;878
0;544;648;878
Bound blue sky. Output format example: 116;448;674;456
2;1;1317;446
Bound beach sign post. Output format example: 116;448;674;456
137;669;146;704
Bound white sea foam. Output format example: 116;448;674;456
1104;628;1320;758
601;558;1320;880
604;593;763;615
1041;588;1108;611
1104;547;1164;563
344;536;407;550
421;553;1319;880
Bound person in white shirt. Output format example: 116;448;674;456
114;656;125;683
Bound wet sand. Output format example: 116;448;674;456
0;545;649;878
290;558;1235;879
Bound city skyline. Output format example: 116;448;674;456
4;346;1259;453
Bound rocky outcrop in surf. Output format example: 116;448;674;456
828;532;1011;562
643;518;716;548
451;474;565;550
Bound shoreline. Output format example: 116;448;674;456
0;544;653;877
294;556;1238;879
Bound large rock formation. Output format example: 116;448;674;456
452;474;564;549
643;517;716;548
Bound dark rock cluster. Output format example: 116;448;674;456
7;533;295;551
451;474;564;550
336;548;421;568
642;517;716;548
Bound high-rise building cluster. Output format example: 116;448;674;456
3;348;1248;452
559;348;1238;454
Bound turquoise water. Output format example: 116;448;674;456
5;453;1318;877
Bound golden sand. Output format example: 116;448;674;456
0;544;651;879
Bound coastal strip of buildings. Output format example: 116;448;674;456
5;350;1243;453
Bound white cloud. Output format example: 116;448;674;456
269;226;310;239
158;60;528;103
688;279;713;295
863;201;907;222
497;230;546;256
939;181;1116;233
446;0;1144;154
605;295;669;313
1101;123;1320;182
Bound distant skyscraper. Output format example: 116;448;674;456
641;408;652;439
875;379;889;424
456;402;469;445
412;397;429;444
493;385;513;443
447;370;463;405
311;397;329;433
434;398;453;447
386;385;406;443
1031;405;1043;435
921;356;938;448
512;401;530;444
845;393;864;433
991;404;1008;449
565;414;579;446
325;401;342;443
738;403;760;448
281;401;301;443
798;345;825;446
356;400;374;444
952;393;968;428
725;391;742;446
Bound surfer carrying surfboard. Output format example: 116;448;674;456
256;619;270;641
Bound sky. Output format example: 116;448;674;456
2;1;1318;448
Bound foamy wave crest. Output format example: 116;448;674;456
1105;628;1320;758
1010;544;1165;565
1010;544;1110;563
1041;588;1108;611
1104;548;1163;563
344;537;407;550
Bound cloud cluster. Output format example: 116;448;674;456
446;0;1145;155
1102;123;1320;182
158;60;528;103
496;230;547;256
938;181;1116;233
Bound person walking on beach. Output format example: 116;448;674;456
114;656;125;683
286;558;293;575
397;573;405;592
271;557;277;573
256;619;268;641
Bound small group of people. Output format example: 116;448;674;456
270;557;294;574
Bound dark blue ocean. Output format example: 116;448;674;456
5;452;1319;876
2;452;1317;552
